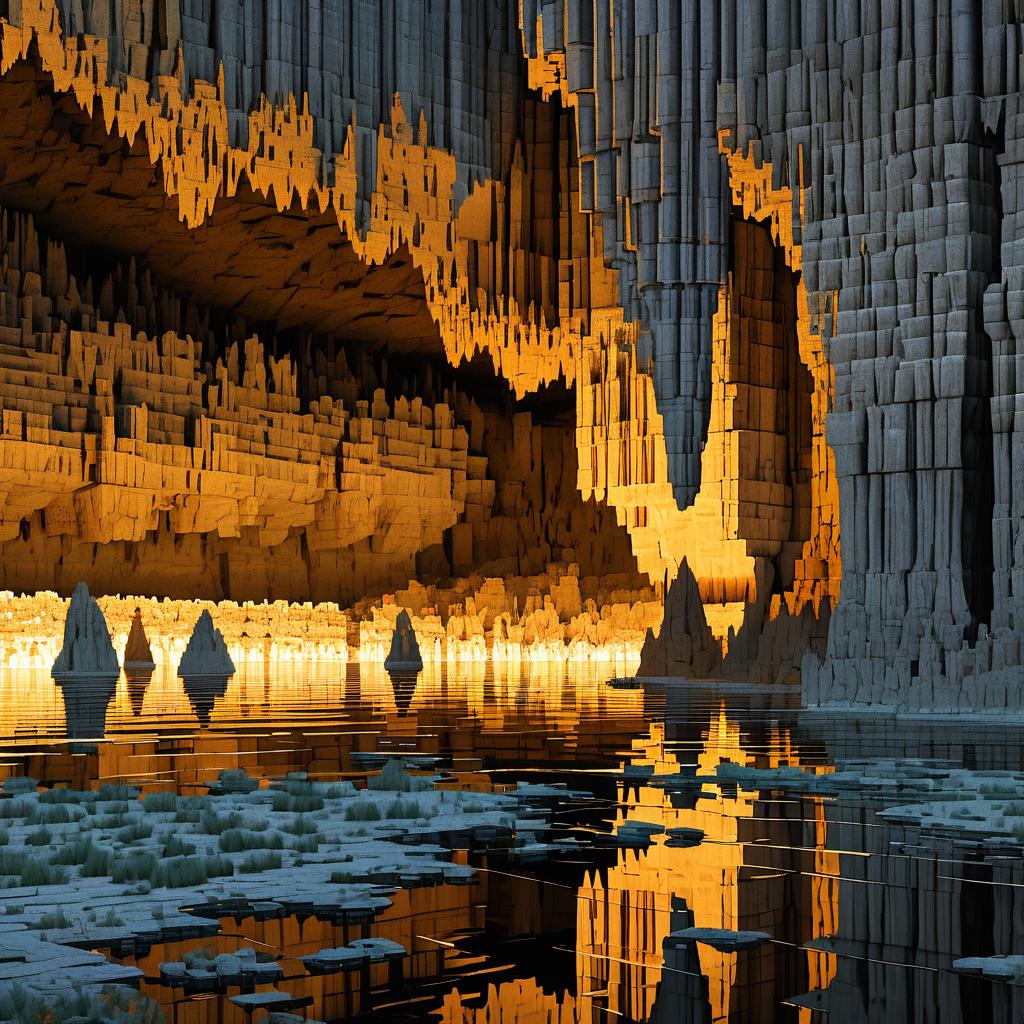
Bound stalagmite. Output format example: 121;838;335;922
51;582;118;681
384;610;424;677
522;0;1024;709
124;606;155;716
124;608;155;674
178;611;235;725
178;611;235;680
0;0;1019;707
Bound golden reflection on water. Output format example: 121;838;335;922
576;710;838;1024
131;868;485;1024
0;652;845;1024
0;657;642;741
437;707;840;1024
440;978;580;1024
0;657;649;804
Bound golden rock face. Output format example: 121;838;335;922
0;195;646;602
0;0;838;667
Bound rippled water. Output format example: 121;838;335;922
1;660;1022;1024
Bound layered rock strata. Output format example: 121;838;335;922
0;199;640;603
0;0;838;669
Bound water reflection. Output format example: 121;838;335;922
56;673;117;741
133;871;485;1023
180;672;231;725
387;672;420;718
0;664;1021;1023
125;666;153;717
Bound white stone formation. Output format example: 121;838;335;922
178;611;236;680
51;581;119;680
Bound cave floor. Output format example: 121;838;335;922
0;660;1021;1024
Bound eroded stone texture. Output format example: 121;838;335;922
527;1;1024;707
0;0;675;626
51;581;118;678
0;197;641;605
2;0;1020;706
0;0;691;622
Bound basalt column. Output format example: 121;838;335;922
803;6;1008;709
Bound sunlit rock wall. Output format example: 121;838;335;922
525;2;1024;707
0;0;837;668
0;199;643;604
0;0;664;610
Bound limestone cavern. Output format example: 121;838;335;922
0;3;1018;1024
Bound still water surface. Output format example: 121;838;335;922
0;659;1021;1024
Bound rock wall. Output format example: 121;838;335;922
0;0;676;614
0;198;641;603
2;0;1023;705
0;0;701;622
526;1;1024;708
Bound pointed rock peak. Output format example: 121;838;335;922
124;607;155;668
52;582;119;679
178;610;235;678
637;559;720;679
385;609;423;676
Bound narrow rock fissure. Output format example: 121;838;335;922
963;126;1002;635
731;213;814;598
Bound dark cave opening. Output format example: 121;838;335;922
0;50;443;352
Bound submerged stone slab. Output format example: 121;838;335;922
298;946;369;974
228;991;297;1010
952;956;1024;983
0;771;552;1019
347;938;406;962
665;827;705;848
